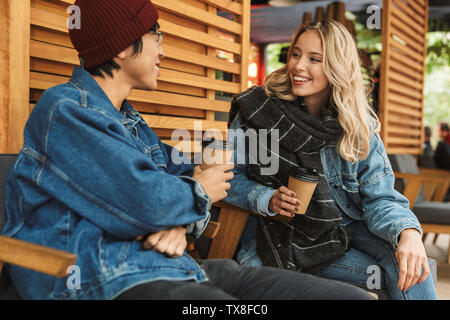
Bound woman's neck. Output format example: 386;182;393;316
301;85;332;118
303;95;328;118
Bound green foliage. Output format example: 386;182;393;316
426;32;450;74
265;43;290;76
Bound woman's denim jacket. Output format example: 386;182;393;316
2;67;211;299
224;113;422;263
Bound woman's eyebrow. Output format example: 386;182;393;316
293;47;323;56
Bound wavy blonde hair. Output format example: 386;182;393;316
263;20;380;162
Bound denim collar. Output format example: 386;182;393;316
68;67;134;120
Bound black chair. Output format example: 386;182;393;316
389;154;450;264
0;154;77;299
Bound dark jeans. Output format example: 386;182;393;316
115;259;374;300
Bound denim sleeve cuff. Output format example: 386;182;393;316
178;176;211;239
391;220;423;248
254;188;277;217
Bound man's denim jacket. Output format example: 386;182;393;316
2;67;211;300
224;113;422;263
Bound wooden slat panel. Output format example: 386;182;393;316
392;0;425;25
29;56;238;95
30;7;242;55
391;14;425;45
387;69;423;91
31;26;73;48
153;0;242;35
130;90;231;113
163;44;240;74
385;100;422;117
160;68;240;94
387;126;421;136
390;39;424;65
389;55;423;80
131;101;205;119
388;80;423;101
30;38;240;75
387;113;422;127
387;92;422;109
29;71;231;113
197;0;243;15
30;7;67;33
387;136;421;146
159;18;241;54
406;0;426;16
390;24;425;54
141;114;227;133
387;147;422;155
391;5;424;35
4;0;251;156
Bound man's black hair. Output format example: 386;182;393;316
86;22;160;79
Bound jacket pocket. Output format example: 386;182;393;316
341;176;363;212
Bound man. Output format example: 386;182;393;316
2;0;373;300
434;122;450;170
418;126;435;168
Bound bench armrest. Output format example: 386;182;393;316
207;201;291;259
394;171;450;208
0;235;77;278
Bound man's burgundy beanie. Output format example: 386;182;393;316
69;0;159;69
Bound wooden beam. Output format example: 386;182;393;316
239;0;251;92
0;0;31;153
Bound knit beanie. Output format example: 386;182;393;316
69;0;159;69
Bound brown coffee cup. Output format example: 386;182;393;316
200;138;233;170
287;167;320;214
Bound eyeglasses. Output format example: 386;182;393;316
149;31;164;47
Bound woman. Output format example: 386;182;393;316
224;20;437;300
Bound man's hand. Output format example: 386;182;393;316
192;164;234;203
396;228;430;292
139;226;187;258
269;186;301;218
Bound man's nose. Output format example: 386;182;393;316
159;46;165;59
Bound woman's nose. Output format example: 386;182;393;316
293;58;307;72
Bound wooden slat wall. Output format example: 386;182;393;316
379;0;429;155
1;0;250;155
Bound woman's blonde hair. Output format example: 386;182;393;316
263;20;380;162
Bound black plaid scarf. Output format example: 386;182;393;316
230;86;349;274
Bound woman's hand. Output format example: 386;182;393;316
138;226;187;258
269;186;301;218
396;228;430;292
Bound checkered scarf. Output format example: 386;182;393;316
230;86;349;274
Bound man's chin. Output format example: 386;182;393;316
136;83;157;91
